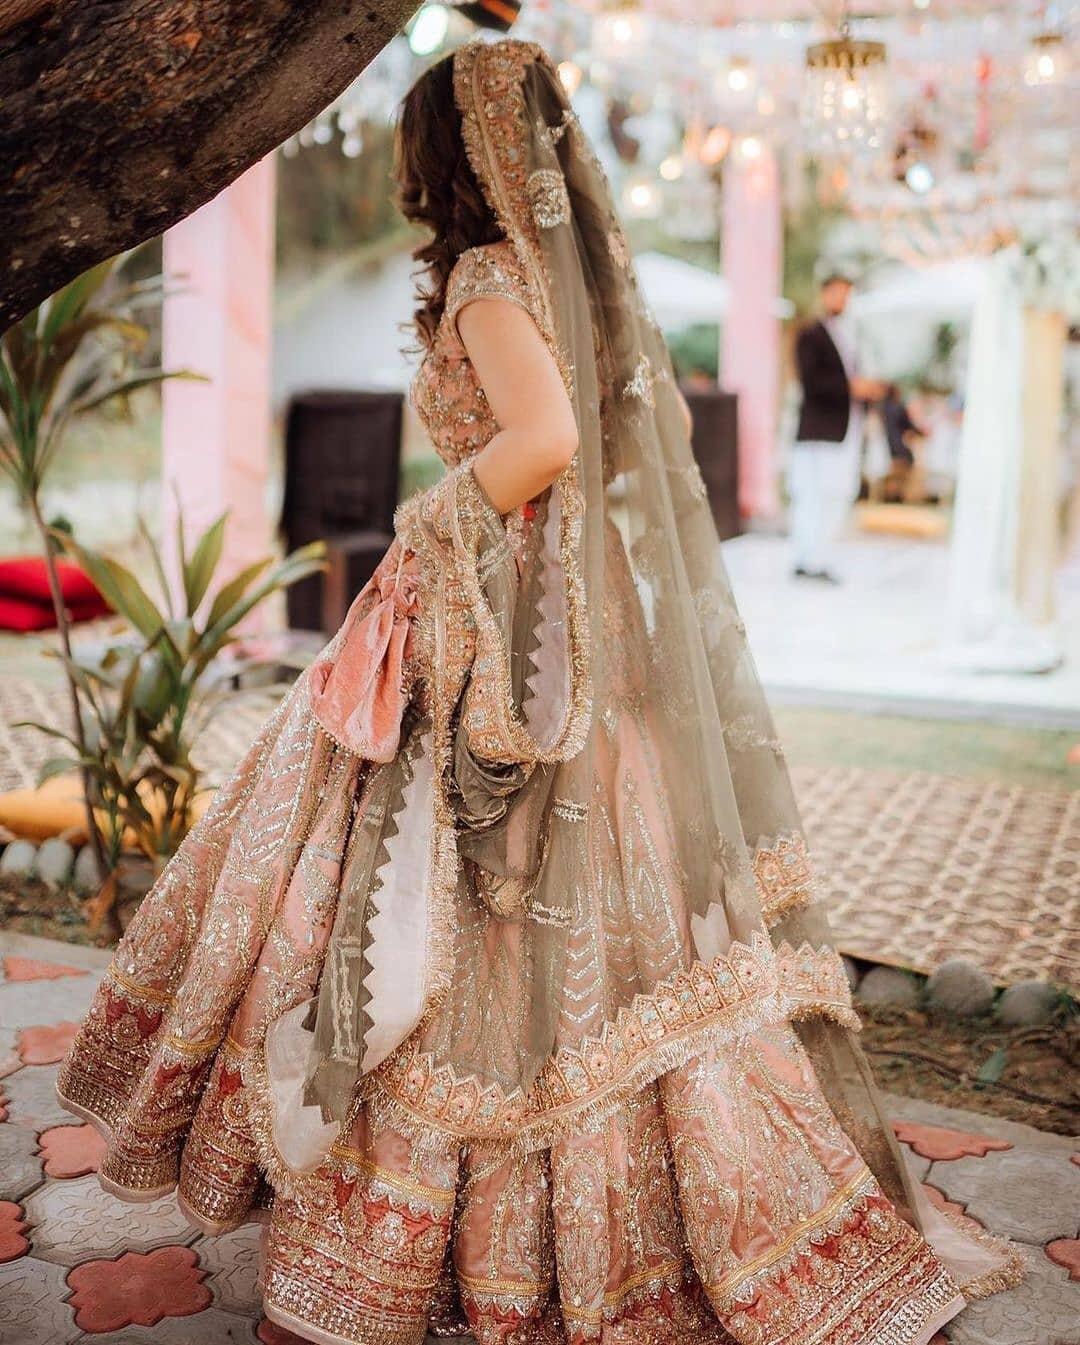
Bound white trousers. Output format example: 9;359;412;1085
788;441;859;573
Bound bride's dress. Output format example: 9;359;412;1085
57;40;1021;1345
57;242;1017;1345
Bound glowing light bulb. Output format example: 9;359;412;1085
557;60;583;97
408;5;449;57
739;135;763;160
659;155;684;181
905;161;934;193
841;83;862;111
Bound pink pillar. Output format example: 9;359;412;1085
161;156;277;611
721;141;782;520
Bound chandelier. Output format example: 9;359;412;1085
1024;31;1068;87
802;18;889;157
592;0;651;64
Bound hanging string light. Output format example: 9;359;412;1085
802;12;889;158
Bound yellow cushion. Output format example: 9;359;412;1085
0;774;212;846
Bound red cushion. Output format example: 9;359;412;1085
0;556;104;605
0;592;110;632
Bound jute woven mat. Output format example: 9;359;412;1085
2;676;1076;988
792;764;1079;990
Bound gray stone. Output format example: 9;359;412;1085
946;1243;1080;1345
884;1092;1078;1158
0;1122;44;1201
71;844;102;895
841;956;861;991
930;1146;1080;1246
0;1256;80;1345
926;958;995;1017
0;840;38;878
1;1064;71;1132
997;979;1062;1028
32;838;74;889
856;965;920;1008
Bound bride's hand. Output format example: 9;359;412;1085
457;297;579;515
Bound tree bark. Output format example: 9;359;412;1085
0;0;420;327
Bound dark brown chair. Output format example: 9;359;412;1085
281;390;403;631
682;384;741;541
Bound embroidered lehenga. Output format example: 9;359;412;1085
58;38;1022;1345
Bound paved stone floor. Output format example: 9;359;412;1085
723;531;1080;728
0;931;1077;1345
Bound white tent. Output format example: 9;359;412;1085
852;256;988;320
635;250;793;327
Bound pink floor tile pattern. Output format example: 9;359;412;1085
0;938;1077;1345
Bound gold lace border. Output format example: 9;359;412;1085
353;934;858;1154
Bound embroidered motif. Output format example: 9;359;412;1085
365;933;858;1148
608;228;632;270
753;833;817;927
623;353;656;407
527;168;571;229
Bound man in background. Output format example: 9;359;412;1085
790;273;886;582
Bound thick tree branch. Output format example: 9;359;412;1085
0;1;420;326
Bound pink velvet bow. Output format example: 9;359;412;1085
309;557;420;763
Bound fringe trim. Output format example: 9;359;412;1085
361;988;792;1159
754;831;819;929
938;1207;1029;1301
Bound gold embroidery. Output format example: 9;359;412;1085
527;168;571;229
753;833;817;927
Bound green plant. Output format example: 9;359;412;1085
0;256;197;887
22;514;325;911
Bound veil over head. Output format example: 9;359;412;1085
55;41;1024;1335
432;34;852;1055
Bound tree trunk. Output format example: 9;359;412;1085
0;0;420;327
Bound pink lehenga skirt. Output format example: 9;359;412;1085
57;529;1021;1345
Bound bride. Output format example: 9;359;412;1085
58;38;1021;1345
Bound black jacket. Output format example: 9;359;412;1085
795;320;851;444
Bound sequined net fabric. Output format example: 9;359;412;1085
57;37;1022;1345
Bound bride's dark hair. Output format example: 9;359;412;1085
394;53;504;348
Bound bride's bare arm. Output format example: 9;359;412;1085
457;297;579;515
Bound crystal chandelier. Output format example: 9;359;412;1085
593;0;651;64
802;18;889;157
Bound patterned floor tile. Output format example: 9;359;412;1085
0;1254;80;1345
1045;1238;1080;1283
17;1023;80;1067
2;957;89;983
256;1321;310;1345
37;1124;106;1179
893;1120;1013;1162
887;1093;1079;1159
23;1176;198;1266
922;1183;984;1233
0;974;98;1028
74;1307;261;1344
3;1063;71;1131
197;1222;264;1316
931;1147;1080;1247
0;1025;20;1080
946;1243;1080;1345
67;1245;211;1332
0;1201;30;1263
0;1122;44;1201
900;1144;933;1182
